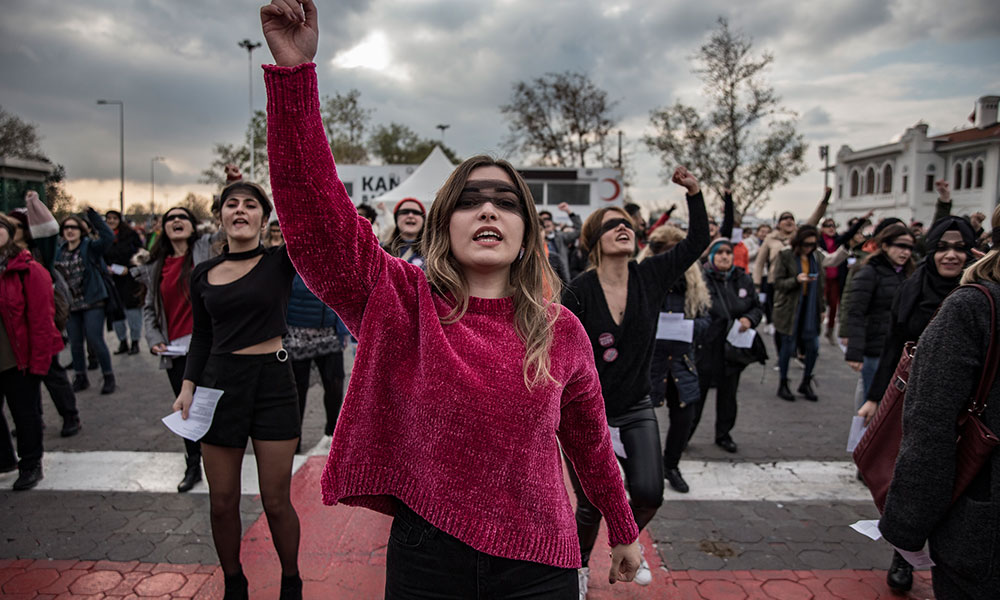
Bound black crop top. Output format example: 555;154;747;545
183;244;296;384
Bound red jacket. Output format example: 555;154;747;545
0;250;63;375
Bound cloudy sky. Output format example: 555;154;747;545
2;0;998;220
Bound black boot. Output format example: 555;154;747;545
177;457;202;493
61;415;82;437
128;340;140;355
279;573;303;600
72;374;89;392
886;550;913;593
777;379;795;401
100;374;116;395
13;465;43;491
664;468;689;493
222;570;249;600
114;340;129;355
798;376;818;401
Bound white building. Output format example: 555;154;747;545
831;95;1000;226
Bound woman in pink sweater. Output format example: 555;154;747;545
260;1;640;597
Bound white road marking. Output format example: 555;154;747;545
1;445;871;503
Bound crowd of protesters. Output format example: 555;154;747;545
1;3;997;597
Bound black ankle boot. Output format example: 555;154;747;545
886;550;913;592
72;374;89;392
798;376;818;401
279;573;303;600
664;468;689;493
100;374;116;395
177;457;202;493
114;340;129;355
128;340;140;355
222;570;249;600
777;379;795;401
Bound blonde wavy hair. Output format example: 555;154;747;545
423;156;562;389
639;225;712;318
962;204;1000;285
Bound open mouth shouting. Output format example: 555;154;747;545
473;226;504;246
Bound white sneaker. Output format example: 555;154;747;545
577;567;589;599
634;545;652;586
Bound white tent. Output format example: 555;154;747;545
373;146;455;206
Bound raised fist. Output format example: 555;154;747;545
224;163;243;183
671;166;699;195
261;0;318;67
935;180;950;202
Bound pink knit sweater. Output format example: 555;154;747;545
264;63;639;568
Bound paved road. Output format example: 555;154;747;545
1;328;928;598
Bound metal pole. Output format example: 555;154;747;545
436;124;450;141
150;156;164;218
98;100;125;213
239;40;262;182
617;130;623;170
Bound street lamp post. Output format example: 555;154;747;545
436;124;450;142
97;99;124;213
238;39;262;182
150;156;165;219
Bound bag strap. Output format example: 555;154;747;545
963;283;998;415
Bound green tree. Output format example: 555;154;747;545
500;72;617;168
645;17;806;216
201;110;268;188
0;106;75;216
368;123;460;164
322;89;372;164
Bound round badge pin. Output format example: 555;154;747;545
603;348;619;362
598;332;615;347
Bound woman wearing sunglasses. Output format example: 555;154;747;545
562;166;709;592
383;197;426;268
139;207;219;493
54;209;116;395
258;2;640;597
771;226;826;401
841;224;915;402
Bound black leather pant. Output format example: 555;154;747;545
166;356;201;461
568;398;663;567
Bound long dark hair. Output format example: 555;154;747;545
862;223;916;276
148;207;201;315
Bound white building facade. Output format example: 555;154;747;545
831;95;1000;226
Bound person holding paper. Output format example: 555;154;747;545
103;210;144;356
642;225;712;493
772;226;826;401
563;166;709;588
256;3;643;598
139;206;220;493
690;238;763;453
172;181;303;600
879;204;1000;599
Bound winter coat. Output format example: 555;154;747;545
649;277;711;407
287;274;350;336
879;282;1000;597
105;225;145;309
696;266;763;383
544;212;583;282
842;255;909;362
771;248;827;337
54;208;114;307
0;250;64;375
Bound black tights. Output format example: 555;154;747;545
568;400;663;567
662;377;696;470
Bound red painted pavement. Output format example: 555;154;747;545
0;456;937;599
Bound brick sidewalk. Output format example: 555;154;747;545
0;457;936;599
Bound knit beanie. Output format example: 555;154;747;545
706;238;735;275
24;190;59;240
394;198;426;223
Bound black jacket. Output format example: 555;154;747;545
696;266;762;382
843;254;909;362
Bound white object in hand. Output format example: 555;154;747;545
847;416;867;453
726;321;756;349
656;312;694;343
161;386;224;442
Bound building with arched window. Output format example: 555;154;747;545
833;95;999;226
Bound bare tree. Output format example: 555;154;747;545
201;110;267;188
500;72;617;168
644;18;807;216
322;89;373;164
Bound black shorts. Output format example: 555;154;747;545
199;352;300;448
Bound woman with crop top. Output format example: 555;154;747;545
258;2;640;597
172;181;302;600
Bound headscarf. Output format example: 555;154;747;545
894;216;976;331
705;238;735;277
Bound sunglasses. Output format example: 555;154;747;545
822;223;836;228
714;248;733;255
889;242;914;251
456;193;523;215
61;225;82;232
164;213;192;224
396;208;424;218
800;242;817;249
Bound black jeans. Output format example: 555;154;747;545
568;398;663;567
691;370;742;443
42;354;78;421
290;352;345;436
0;369;44;472
663;377;697;470
166;356;201;461
385;503;577;599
